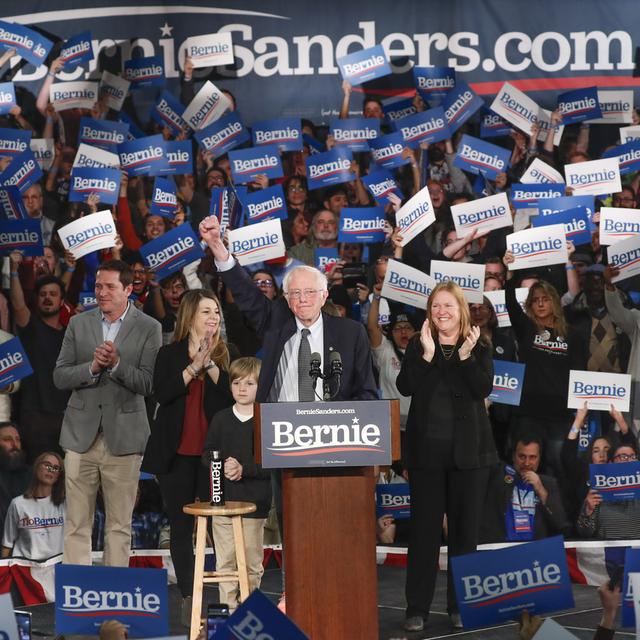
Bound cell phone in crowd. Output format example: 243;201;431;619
14;610;32;640
207;603;230;638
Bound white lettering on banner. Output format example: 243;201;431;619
202;121;243;149
0;138;27;153
230;233;280;254
233;155;279;174
493;372;519;390
380;493;410;507
459;144;505;171
432;271;481;290
0;28;33;51
4;159;37;187
231;611;275;640
0;231;38;245
499;92;538;124
66;221;115;249
167;149;189;164
399;117;446;141
333;127;377;142
371;143;403;161
370;178;396;197
512;189;563;200
559;97;597;114
343;55;386;76
255;128;299;143
0;91;13;104
343;216;385;231
125;64;163;80
618;147;640;167
445;91;473;123
270;418;381;452
610;246;640;269
0;351;23;373
386;106;415;121
153;188;177;205
592;472;640;489
155;98;187;130
121;146;163;168
308;157;351;178
247;196;283;218
72;177;117;192
387;270;432;296
417;76;455;90
61;40;90;61
61;585;160;614
146;236;195;267
533;334;568;351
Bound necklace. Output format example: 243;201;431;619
439;343;456;360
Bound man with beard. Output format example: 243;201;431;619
9;254;69;460
123;253;151;309
288;209;338;266
0;423;30;535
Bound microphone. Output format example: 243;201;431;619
329;351;342;378
309;352;322;380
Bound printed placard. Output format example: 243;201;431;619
0;149;42;193
252;117;302;152
538;195;595;219
315;247;340;271
73;143;120;170
338;207;386;243
118;112;144;139
0;20;52;67
0;128;30;156
58;209;117;259
118;134;169;177
50;81;98;111
381;259;436;309
413;66;455;104
124;55;165;89
78;291;98;310
453;134;511;181
442;80;484;133
361;169;404;205
430;260;485;303
490;82;540;135
329;118;380;152
565;157;621;196
229;145;284;184
396;185;435;246
586;90;633;124
521;158;565;184
394;106;450;148
0;219;43;256
506;224;568;270
140;224;205;280
0;82;16;115
150;91;189;136
558;86;602;125
480;110;511;139
533;619;579;640
303;133;324;155
599;207;640;246
623;549;640;628
536;108;564;147
69;167;120;205
382;96;417;123
161;140;193;175
532;207;591;246
368;132;409;170
489;360;525;406
305;147;354;190
376;483;411;519
243;184;287;224
620;126;640;144
510;183;566;210
149;177;177;218
0;336;33;388
451;192;512;236
195;111;250;158
30;138;54;171
182;81;232;131
210;186;246;235
589;461;640;503
99;71;130;112
228;218;285;266
0;186;27;220
452;536;574;629
78;117;128;153
602;140;640;175
568;370;631;412
484;290;510;328
609;234;640;283
59;31;93;71
337;44;391;86
184;31;234;68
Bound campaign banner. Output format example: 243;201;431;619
195;111;250;158
609;234;640;284
521;158;565;184
430;260;485;303
530;619;579;640
0;82;16;115
452;536;574;629
303;133;324;154
620;126;640;144
558;86;602;125
510;183;566;210
78;291;98;310
489;360;525;406
55;564;168;637
396;185;435;246
99;71;129;112
73;143;120;170
0;186;27;220
564;157;621;196
252;117;302;152
382;96;417;123
337;44;391;86
586;90;633;124
361;169;404;205
160;140;193;175
589;461;640;502
623;549;640;628
124;55;165;90
0;219;42;257
228;218;285;266
381;259;436;309
599;207;640;246
453;134;510;181
59;31;93;71
210;186;245;235
538;195;595;219
442;80;484;133
480;110;511;139
150;91;189;137
490;82;540;135
376;483;411;519
58;209;117;259
413;66;455;104
338;206;386;243
602;140;640;176
0;336;33;388
451;192;512;236
394;106;450;148
0;593;19;640
0;150;42;193
536;108;564;147
532;207;591;246
0;128;30;157
69;167;120;205
315;247;340;271
568;370;631;412
329;118;379;152
140;224;205;280
149;177;177;218
484;289;510;328
118;135;169;177
49;81;98;111
182;80;232;131
243;184;287;224
30;138;54;171
229;144;283;183
0;20;52;67
78;117;128;153
184;31;234;68
118;112;145;140
305;147;353;190
506;224;568;270
368;132;409;170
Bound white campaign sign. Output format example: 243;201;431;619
184;32;234;68
536;108;564;147
490;82;539;135
396;185;435;247
451;192;512;236
58;209;117;259
564;157;621;196
620;125;640;144
598;207;640;246
533;619;578;640
520;157;565;184
73;143;120;169
381;259;435;309
608;234;640;284
568;369;631;412
0;593;19;640
430;260;485;303
49;81;98;111
228;218;285;266
586;90;633;124
30;138;54;170
484;287;529;328
182;81;232;130
99;70;130;112
506;224;568;270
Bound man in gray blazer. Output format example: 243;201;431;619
54;260;161;566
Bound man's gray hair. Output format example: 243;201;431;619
282;265;328;293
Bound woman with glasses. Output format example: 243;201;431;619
2;452;65;560
284;176;309;215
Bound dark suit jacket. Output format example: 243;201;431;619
221;263;377;402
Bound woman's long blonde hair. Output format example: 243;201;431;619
524;280;567;336
426;281;472;342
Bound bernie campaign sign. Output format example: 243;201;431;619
182;80;232;130
393;106;450;148
30;138;54;171
568;370;631;412
184;31;234;68
382;96;417;123
124;55;165;89
141;224;205;280
489;360;525;406
69;167;120;205
599;207;640;245
229;144;283;183
361;169;403;205
622;548;640;628
150;91;189;136
99;71;129;112
442;80;483;133
0;218;43;257
376;483;410;520
59;31;93;71
510;183;566;210
118;134;169;177
305;147;354;190
243;184;287;224
0;186;27;220
490;82;540;135
329;117;379;152
315;247;340;271
0;82;16;116
160;139;193;175
564;157;621;196
0;128;30;156
50;81;98;111
590;461;640;503
78;291;98;310
338;207;386;243
0;149;42;193
608;234;640;284
430;260;485;303
603;140;640;176
74;143;120;170
396;185;435;246
381;259;436;309
480;110;512;139
149;177;178;218
451;192;512;237
58;210;117;259
195;111;250;158
0;20;52;67
557;86;602;125
413;66;455;104
506;224;568;270
252;117;302;152
0;336;33;388
532;207;591;246
336;44;391;85
78;117;128;153
538;195;595;218
368;132;408;170
453;134;510;181
228;218;285;266
588;90;634;124
521;158;565;184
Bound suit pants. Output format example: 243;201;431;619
63;433;141;566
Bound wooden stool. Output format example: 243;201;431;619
183;500;257;639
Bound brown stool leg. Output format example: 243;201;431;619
190;515;207;640
231;515;251;601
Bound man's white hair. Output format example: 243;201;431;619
282;265;328;293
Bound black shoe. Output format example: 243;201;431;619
404;615;424;632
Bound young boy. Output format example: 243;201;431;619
202;357;271;610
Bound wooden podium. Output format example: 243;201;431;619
255;400;400;640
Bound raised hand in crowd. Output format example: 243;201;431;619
584;489;603;516
420;319;435;362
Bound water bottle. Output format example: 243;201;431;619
209;450;225;506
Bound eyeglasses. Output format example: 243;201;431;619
284;289;322;300
614;453;637;462
287;185;306;192
613;197;635;205
254;279;274;287
40;462;62;473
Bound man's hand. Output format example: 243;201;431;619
199;215;230;262
584;489;602;516
9;250;22;268
521;470;549;504
92;341;119;374
224;457;243;481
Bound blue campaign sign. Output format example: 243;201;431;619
336;44;391;86
453;134;511;181
0;128;30;156
329;117;380;152
302;133;324;154
124;55;165;90
140;224;205;280
118;135;169;177
368;132;409;170
376;483;411;519
532;207;591;246
480;109;512;138
315;247;340;270
0;336;33;387
59;31;93;71
0;219;42;257
413;66;456;104
590;461;640;503
338;206;386;243
149;177;178;218
510;183;566;209
382;96;417;123
0;82;16;115
160;140;193;176
69;167;121;205
0;186;27;219
361;169;404;205
229;144;283;184
55;564;168;637
442;80;484;133
118;112;145;140
195;111;250;159
243;184;287;224
78;117;128;153
603;140;640;175
394;106;450;148
489;360;525;406
558;86;602;125
452;536;574;629
305;147;354;190
539;195;595;221
0;150;42;193
0;20;52;67
150;91;189;136
252;117;302;152
79;291;98;310
622;547;640;628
